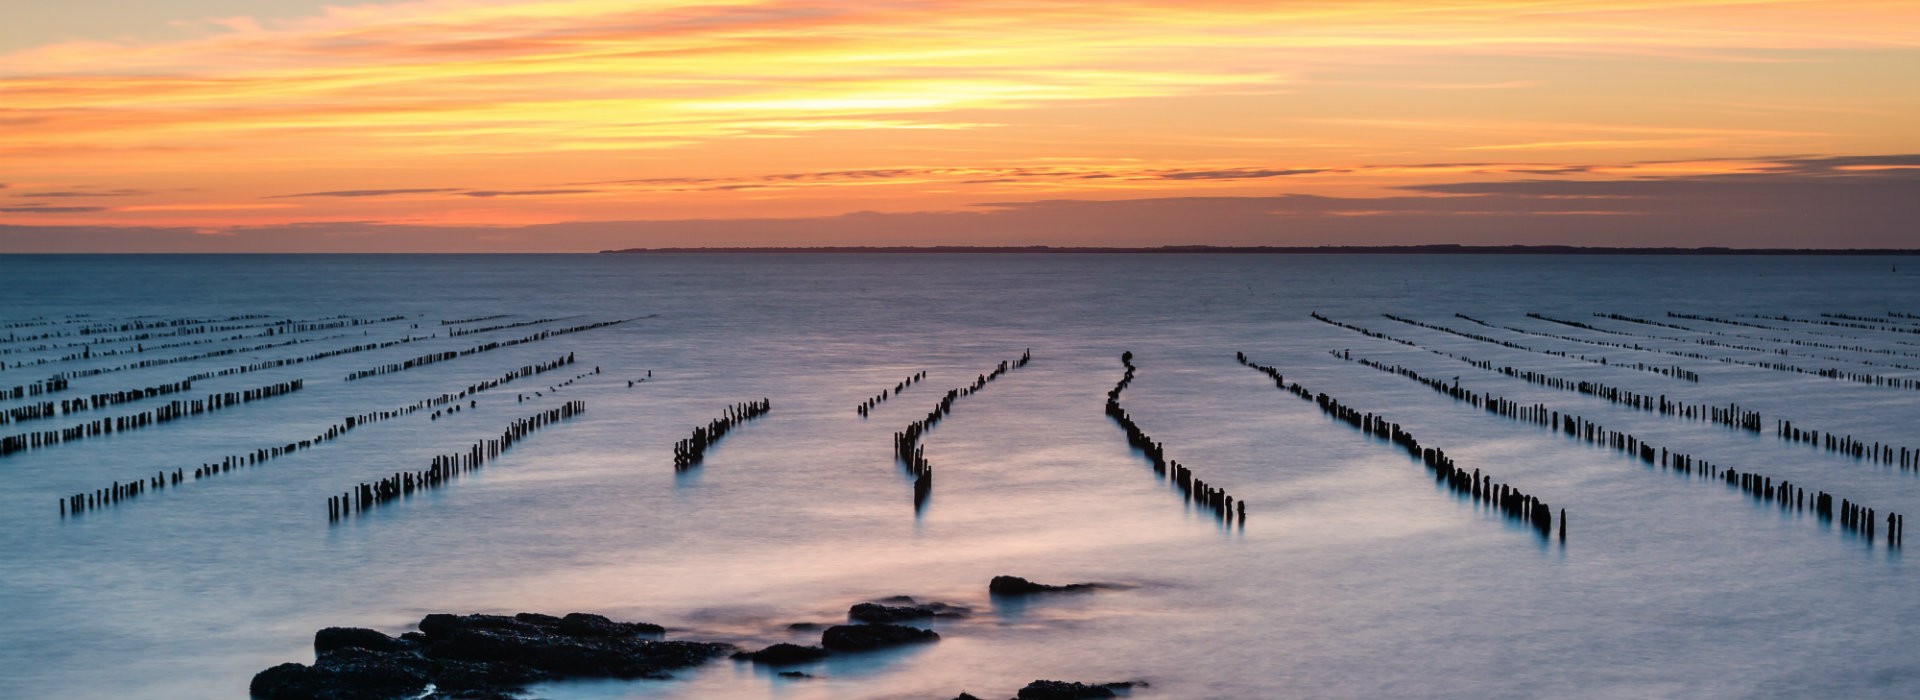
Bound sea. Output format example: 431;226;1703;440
1;253;1918;699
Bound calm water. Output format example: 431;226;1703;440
2;253;1919;699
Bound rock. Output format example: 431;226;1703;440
314;627;407;654
556;612;665;638
249;652;431;700
785;622;822;631
848;603;932;623
776;671;813;679
953;693;983;700
740;643;828;665
849;599;973;623
988;576;1098;595
1016;679;1137;699
252;613;732;699
819;624;939;652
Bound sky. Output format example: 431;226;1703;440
2;0;1918;252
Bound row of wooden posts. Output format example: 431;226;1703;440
1337;351;1903;548
344;318;631;381
894;350;1032;510
1240;352;1561;539
0;379;196;426
60;353;579;517
6;312;407;373
1759;313;1920;336
1324;311;1920;477
0;327;243;359
857;371;927;417
331;400;586;520
446;316;566;338
1392;313;1726;380
441;314;509;326
1452;314;1702;382
1658;314;1920;363
1534;312;1920;374
1439;311;1920;392
26;331;352;383
7;332;337;377
4;380;305;458
0;312;98;332
673;399;771;471
3;313;407;364
0;313;275;345
1109;351;1243;524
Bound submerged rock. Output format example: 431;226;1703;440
1015;679;1144;699
848;599;972;623
251;613;731;700
314;627;408;654
988;576;1099;595
737;643;828;665
818;623;940;652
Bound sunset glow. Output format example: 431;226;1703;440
3;0;1917;250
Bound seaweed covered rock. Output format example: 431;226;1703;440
848;598;972;623
736;643;829;665
1016;679;1144;699
988;576;1099;595
251;612;730;700
819;623;940;652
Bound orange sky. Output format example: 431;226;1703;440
3;0;1918;251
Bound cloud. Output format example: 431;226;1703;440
270;188;464;198
1158;168;1335;180
7;159;1919;252
14;188;152;198
1;205;108;213
459;189;597;198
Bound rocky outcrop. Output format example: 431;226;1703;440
1015;679;1144;699
988;576;1099;595
848;596;971;623
250;612;730;700
819;623;940;651
733;643;829;665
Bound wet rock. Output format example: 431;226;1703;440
556;612;665;638
847;599;971;623
1015;679;1142;699
251;612;732;699
953;693;983;700
785;622;822;631
849;602;930;623
314;627;408;654
819;623;939;652
777;671;813;679
739;643;828;665
988;576;1098;595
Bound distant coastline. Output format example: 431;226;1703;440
599;245;1920;255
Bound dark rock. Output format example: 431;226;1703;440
953;693;982;700
786;622;822;631
314;627;407;654
849;599;972;623
253;613;731;700
1016;679;1129;699
557;612;665;637
249;652;431;700
848;603;933;623
776;671;813;679
819;624;939;652
740;643;828;665
989;576;1098;595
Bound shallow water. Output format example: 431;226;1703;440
2;253;1919;699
